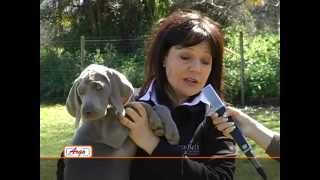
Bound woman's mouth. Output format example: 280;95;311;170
183;77;198;86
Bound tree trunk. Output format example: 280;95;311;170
83;0;97;35
96;0;103;37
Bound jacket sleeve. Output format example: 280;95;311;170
265;134;280;161
142;119;237;180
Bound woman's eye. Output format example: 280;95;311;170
201;60;211;65
180;55;190;60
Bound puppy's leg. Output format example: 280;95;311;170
126;102;164;136
153;105;180;145
142;103;164;136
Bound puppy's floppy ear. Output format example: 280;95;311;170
107;69;134;117
66;78;82;128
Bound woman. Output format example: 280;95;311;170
119;9;236;180
212;106;280;161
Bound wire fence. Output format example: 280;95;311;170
40;35;279;105
42;35;242;75
41;36;147;103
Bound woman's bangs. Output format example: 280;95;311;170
180;24;212;47
165;20;212;48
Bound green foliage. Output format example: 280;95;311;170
40;28;280;104
40;48;80;104
40;45;145;103
40;0;279;104
85;46;145;87
85;43;118;66
223;25;280;102
118;52;145;88
245;33;280;98
155;0;171;19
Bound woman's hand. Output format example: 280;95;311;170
119;102;160;155
211;106;279;150
211;106;255;138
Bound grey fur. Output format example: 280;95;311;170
64;64;179;180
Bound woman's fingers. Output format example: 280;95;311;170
119;107;141;129
119;116;135;129
225;106;241;118
211;107;242;139
212;115;228;125
126;102;147;118
120;103;149;130
216;122;235;132
224;126;236;134
125;107;141;122
223;126;236;139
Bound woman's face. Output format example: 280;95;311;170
163;41;212;103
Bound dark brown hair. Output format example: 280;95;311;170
138;9;225;99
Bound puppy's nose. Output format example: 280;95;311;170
85;111;92;116
83;106;94;116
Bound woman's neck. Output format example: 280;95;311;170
164;84;188;107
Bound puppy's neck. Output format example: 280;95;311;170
77;106;129;149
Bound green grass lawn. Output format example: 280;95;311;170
237;106;280;158
40;104;280;180
40;104;74;157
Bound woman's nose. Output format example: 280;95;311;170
188;60;201;72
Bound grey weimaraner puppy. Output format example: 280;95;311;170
63;64;179;180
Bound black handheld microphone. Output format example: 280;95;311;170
202;84;267;180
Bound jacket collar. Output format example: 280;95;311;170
139;79;212;108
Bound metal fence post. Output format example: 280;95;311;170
80;35;85;71
240;31;245;106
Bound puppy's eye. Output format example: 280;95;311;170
95;83;103;91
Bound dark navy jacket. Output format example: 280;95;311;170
130;82;236;180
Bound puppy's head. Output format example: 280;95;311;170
66;64;134;128
77;70;111;120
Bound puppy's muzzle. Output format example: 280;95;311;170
82;104;105;121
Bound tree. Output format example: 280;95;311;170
169;0;279;33
40;0;172;53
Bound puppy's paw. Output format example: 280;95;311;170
154;128;164;136
165;126;180;145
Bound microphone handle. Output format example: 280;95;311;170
216;107;252;153
229;118;268;180
216;107;267;180
229;121;252;153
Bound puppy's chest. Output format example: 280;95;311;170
73;118;136;157
90;138;136;157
